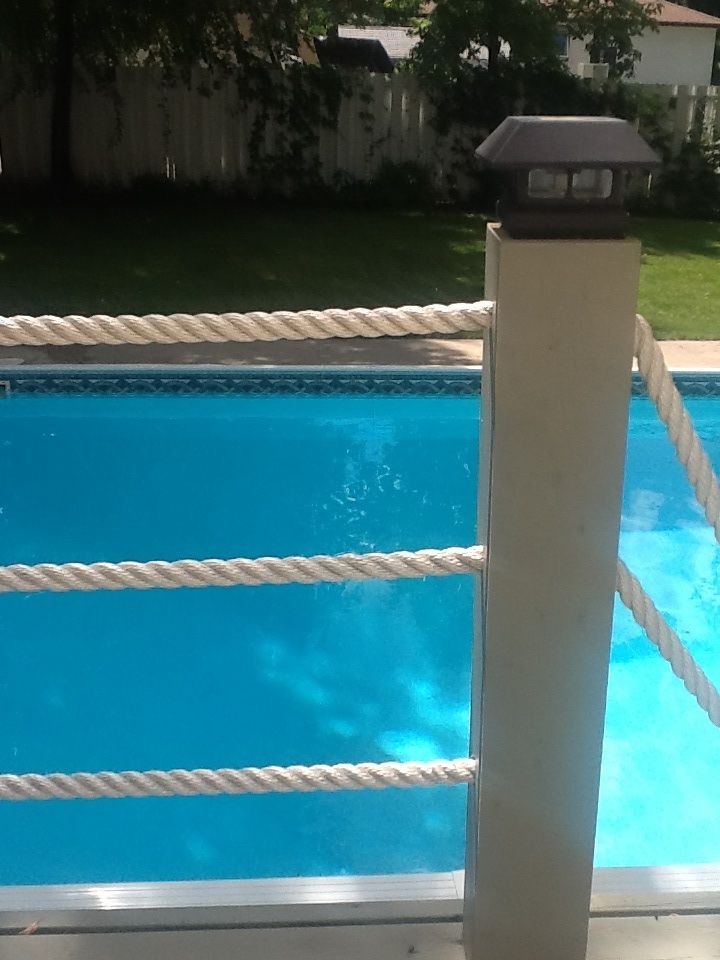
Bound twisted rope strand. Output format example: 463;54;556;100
631;316;720;727
0;546;486;595
635;314;720;543
0;758;478;802
0;302;493;347
616;559;720;728
2;307;717;764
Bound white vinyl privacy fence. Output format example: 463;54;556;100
0;67;717;192
643;82;720;153
0;68;476;193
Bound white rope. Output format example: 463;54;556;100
0;302;493;346
1;305;716;751
616;558;720;728
0;546;485;595
630;315;720;727
0;758;477;802
635;314;720;543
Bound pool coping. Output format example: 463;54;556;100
1;865;720;933
0;337;718;371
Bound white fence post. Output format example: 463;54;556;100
464;134;642;956
672;84;695;153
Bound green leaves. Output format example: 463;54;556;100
552;0;660;77
413;0;560;84
412;0;662;83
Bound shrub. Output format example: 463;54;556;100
646;136;720;219
335;161;437;209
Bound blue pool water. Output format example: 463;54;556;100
0;377;718;886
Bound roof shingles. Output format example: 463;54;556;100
646;0;720;26
489;0;720;28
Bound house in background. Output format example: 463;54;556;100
565;0;720;85
333;24;509;72
335;25;417;68
330;1;719;86
316;31;395;72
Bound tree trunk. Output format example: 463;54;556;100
487;34;502;74
50;0;75;189
486;0;501;76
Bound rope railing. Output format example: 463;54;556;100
0;758;477;802
1;540;717;732
0;302;493;346
0;545;486;595
630;313;720;727
0;299;718;804
0;303;713;556
3;556;716;800
616;559;720;728
4;554;715;800
635;314;720;543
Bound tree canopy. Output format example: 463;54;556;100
302;0;422;34
0;0;676;187
0;0;263;183
557;0;663;78
0;0;422;82
675;0;720;14
0;1;251;83
413;0;662;82
0;0;421;184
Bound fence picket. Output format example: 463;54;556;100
389;76;403;165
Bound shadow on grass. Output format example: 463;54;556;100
633;217;720;259
0;196;488;316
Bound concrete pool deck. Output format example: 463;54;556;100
0;338;717;370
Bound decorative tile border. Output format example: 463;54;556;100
0;368;482;398
632;373;720;398
0;368;717;399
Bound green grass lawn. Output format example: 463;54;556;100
0;201;717;339
636;218;720;339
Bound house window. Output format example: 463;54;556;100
553;31;569;60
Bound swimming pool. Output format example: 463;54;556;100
0;368;718;887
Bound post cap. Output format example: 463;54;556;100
475;116;660;239
475;116;661;171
